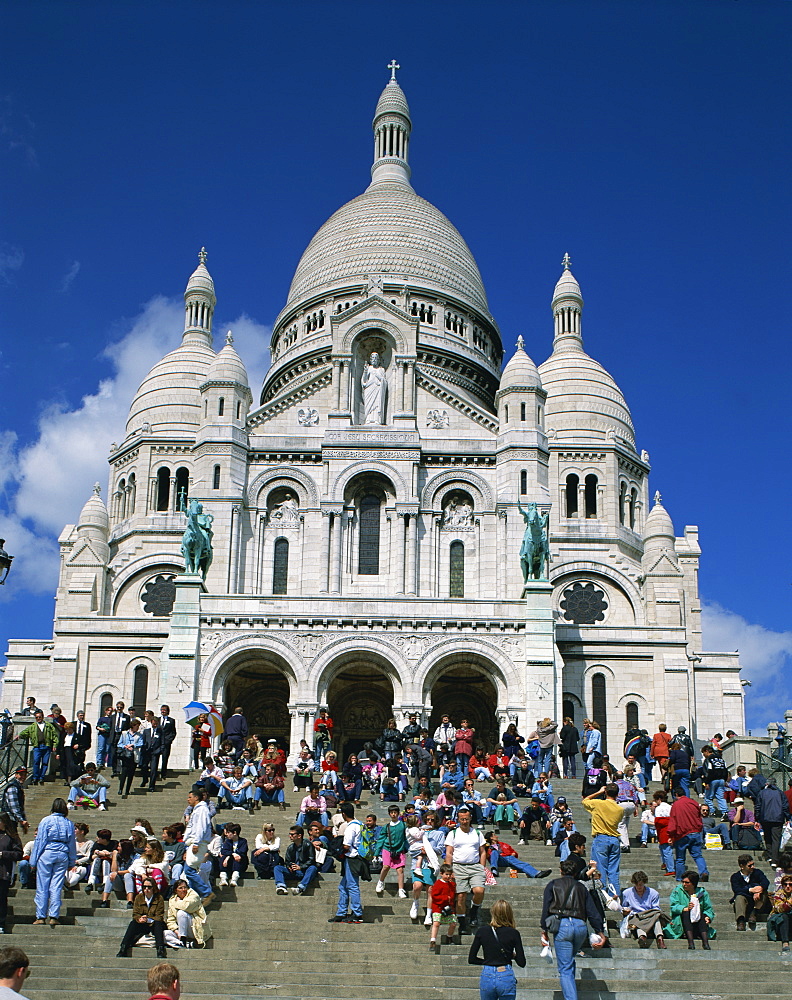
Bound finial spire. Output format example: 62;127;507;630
516;335;525;351
198;246;208;266
654;490;662;505
561;252;571;271
388;59;400;82
225;330;234;346
93;483;101;496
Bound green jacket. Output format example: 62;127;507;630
375;819;408;855
666;884;717;939
18;720;60;749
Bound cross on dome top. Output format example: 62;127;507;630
225;330;234;346
654;490;662;505
93;483;102;496
388;59;400;82
198;247;208;266
516;334;525;351
561;252;571;271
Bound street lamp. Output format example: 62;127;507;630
0;539;14;585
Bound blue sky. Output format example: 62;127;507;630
1;1;790;729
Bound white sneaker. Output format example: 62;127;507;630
546;839;553;846
293;786;298;793
376;881;385;895
218;874;228;887
424;911;433;926
398;889;407;899
67;802;74;810
98;804;107;811
276;885;288;895
410;900;419;919
517;840;525;846
230;875;239;886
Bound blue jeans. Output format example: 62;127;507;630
673;832;708;880
184;855;212;898
553;916;588;1000
537;748;553;774
274;863;318;891
17;859;33;888
489;848;539;877
219;787;252;806
478;964;517;1000
96;733;110;768
672;768;690;796
561;754;577;778
641;823;653;844
456;753;471;775
67;786;107;805
704;779;727;813
591;833;621;893
32;745;52;781
659;842;674;871
336;858;362;917
255;787;284;805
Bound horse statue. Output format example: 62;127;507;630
179;494;214;580
517;500;549;582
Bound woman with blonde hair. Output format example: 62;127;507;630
468;898;526;999
166;878;211;948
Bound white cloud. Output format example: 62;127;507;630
701;600;792;727
59;260;81;293
0;242;23;282
1;297;271;600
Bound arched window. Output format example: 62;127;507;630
100;692;113;716
175;467;190;508
619;482;627;525
504;405;508;424
562;698;575;722
584;474;598;518
565;474;579;517
592;672;607;752
118;478;126;519
132;664;149;717
236;400;241;420
626;701;639;731
520;470;527;495
273;538;289;594
358;495;381;575
218;397;225;416
449;541;464;597
520;402;526;422
128;473;136;516
213;465;221;490
629;488;638;530
156;467;171;511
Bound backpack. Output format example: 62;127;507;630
584;768;602;790
706;756;728;780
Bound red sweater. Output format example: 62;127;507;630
429;878;457;913
667;795;703;842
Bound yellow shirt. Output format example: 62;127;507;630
583;797;623;837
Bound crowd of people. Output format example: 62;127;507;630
3;699;792;1000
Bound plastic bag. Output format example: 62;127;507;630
619;915;630;939
540;944;554;962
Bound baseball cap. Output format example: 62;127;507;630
130;825;149;837
557;796;567;804
267;738;278;744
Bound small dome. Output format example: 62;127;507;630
499;336;541;390
77;485;109;537
204;333;249;388
538;349;635;447
374;80;411;122
185;250;216;301
643;492;675;542
126;341;216;436
552;266;582;308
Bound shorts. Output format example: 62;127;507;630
412;867;436;886
452;862;486;893
432;911;455;924
382;849;406;869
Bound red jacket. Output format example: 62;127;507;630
667;795;703;842
429;878;457;913
650;732;672;760
488;839;518;859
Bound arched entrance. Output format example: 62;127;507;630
223;654;292;752
325;656;395;761
428;666;498;751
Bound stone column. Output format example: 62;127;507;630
319;510;332;593
522;580;558;728
330;510;343;595
392;512;405;594
497;508;508;598
406;512;417;596
406;361;415;412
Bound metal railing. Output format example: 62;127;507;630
756;748;792;783
0;737;29;788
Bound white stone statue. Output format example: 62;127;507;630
269;493;299;525
361;351;388;424
298;407;319;427
427;408;449;428
443;494;472;527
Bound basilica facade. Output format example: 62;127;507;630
2;72;744;761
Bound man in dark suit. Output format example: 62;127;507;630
73;711;92;755
109;701;131;775
145;721;168;791
158;705;177;778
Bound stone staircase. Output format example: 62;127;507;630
8;773;790;999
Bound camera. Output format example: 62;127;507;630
441;905;454;917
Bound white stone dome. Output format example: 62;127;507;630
374;79;411;121
286;181;490;315
552;267;582;307
205;335;249;388
643;493;675;541
185;258;215;299
538;349;635;447
126;341;216;436
77;486;109;537
499;337;542;390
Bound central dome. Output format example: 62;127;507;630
286;180;490;315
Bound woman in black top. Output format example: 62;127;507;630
468;898;525;1000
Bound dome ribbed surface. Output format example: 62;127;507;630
374;81;411;121
643;499;675;540
205;343;249;387
538;350;635;446
185;262;215;298
552;268;582;305
499;341;541;390
77;492;109;534
286;182;489;313
126;342;215;435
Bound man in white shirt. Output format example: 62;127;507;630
329;801;366;924
183;790;214;902
433;715;455;746
0;945;32;1000
444;805;487;932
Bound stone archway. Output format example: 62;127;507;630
223;654;293;752
325;657;395;761
428;666;498;751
